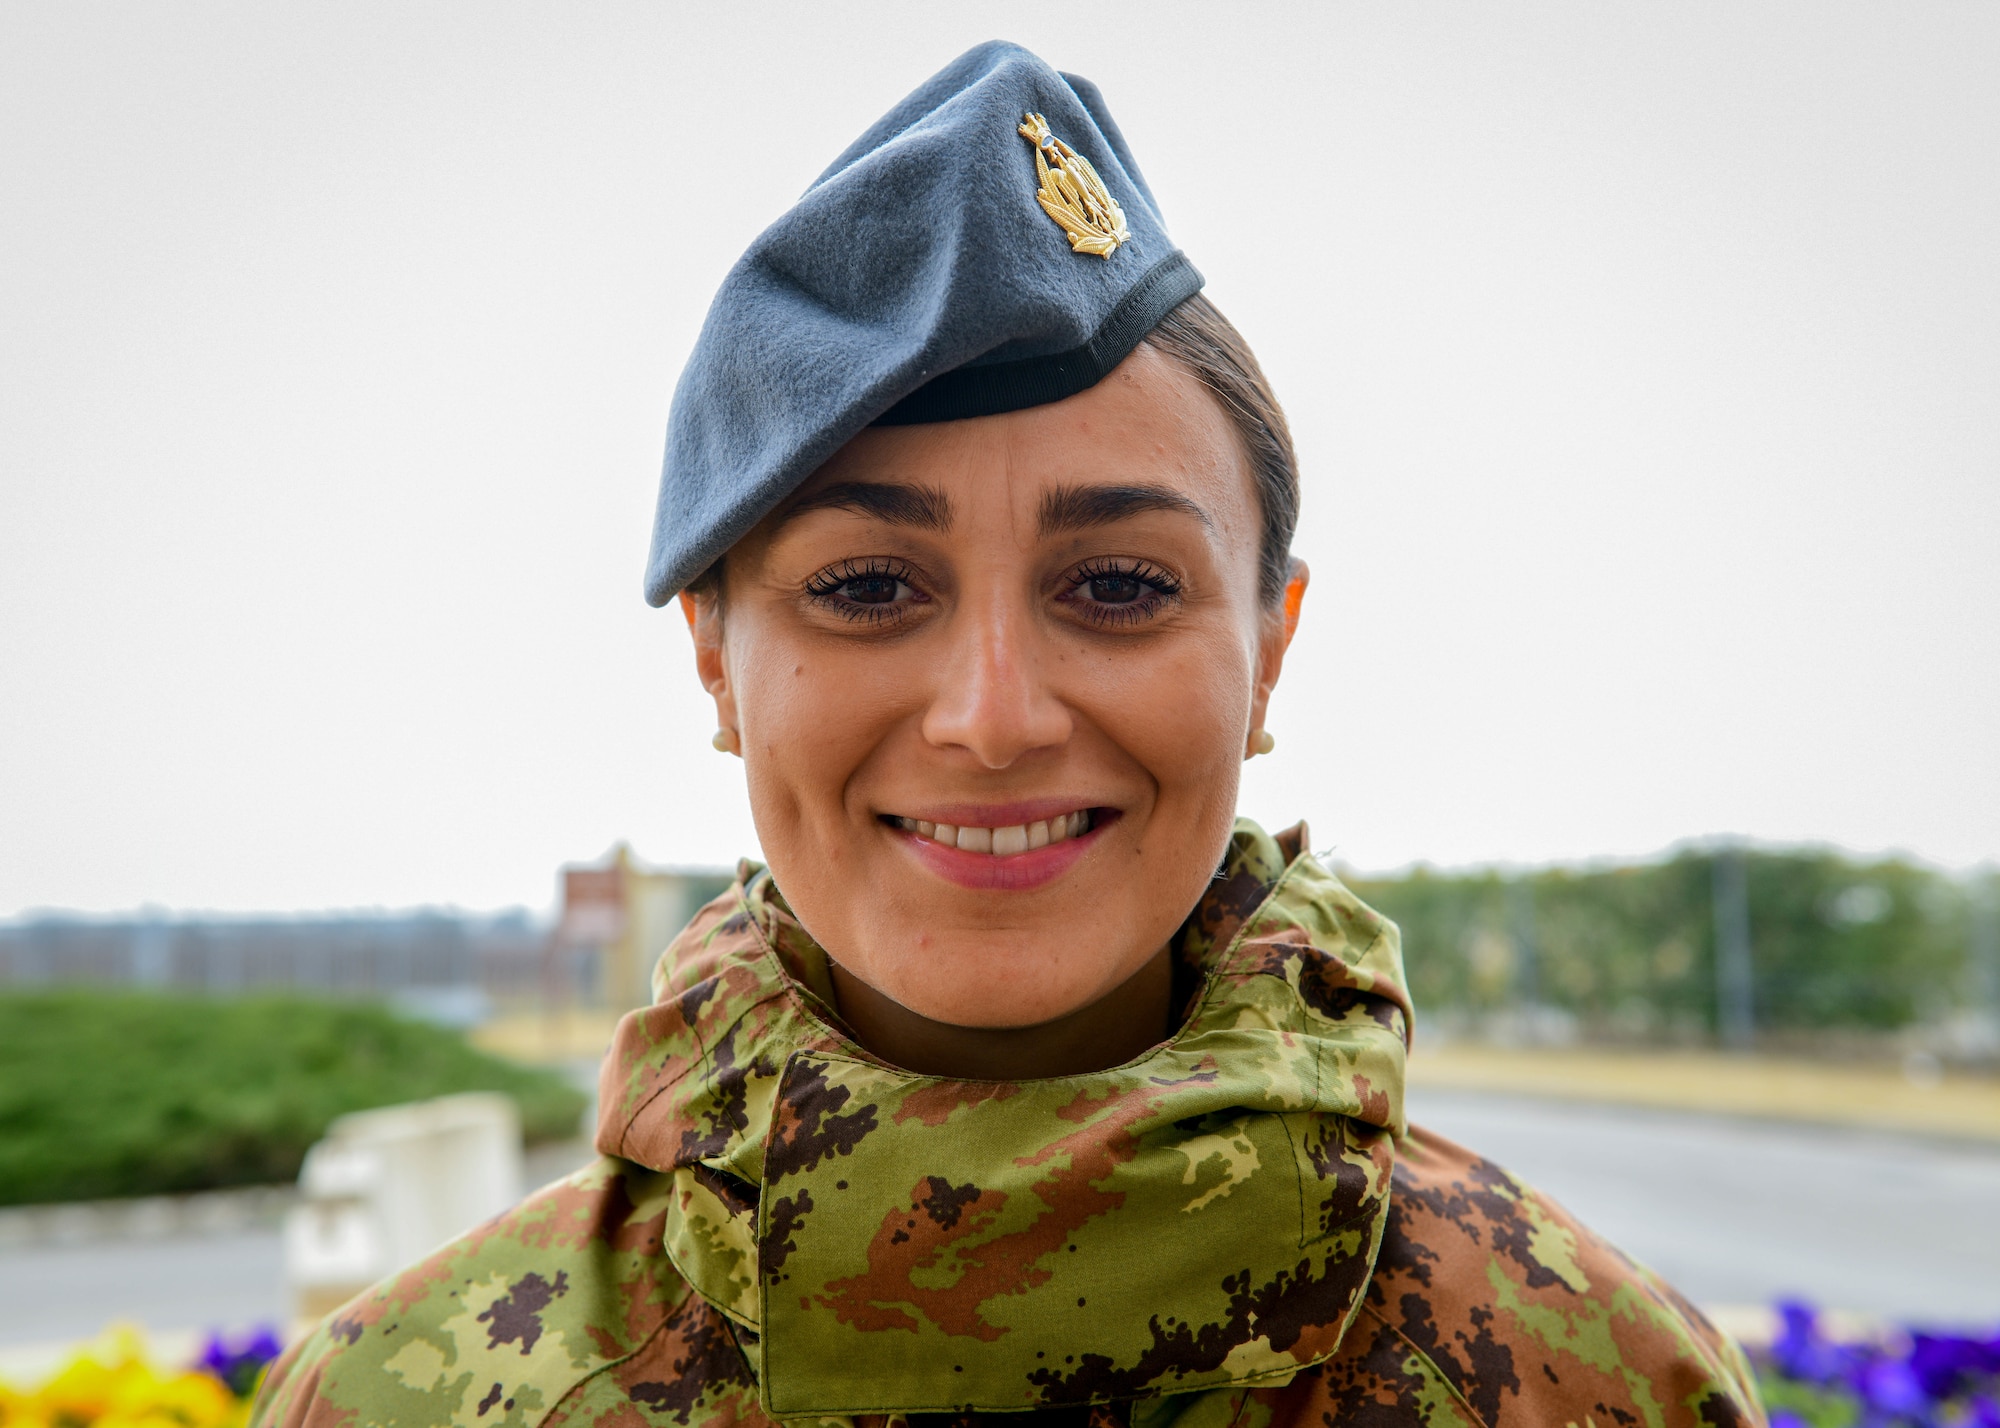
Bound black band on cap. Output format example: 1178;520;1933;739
873;252;1204;426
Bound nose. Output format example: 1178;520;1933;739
920;596;1072;769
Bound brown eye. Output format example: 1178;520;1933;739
844;575;904;604
803;559;928;625
1058;560;1182;628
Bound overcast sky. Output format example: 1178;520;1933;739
3;3;1995;918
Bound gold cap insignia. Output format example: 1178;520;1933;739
1018;112;1131;259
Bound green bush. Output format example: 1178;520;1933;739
0;992;588;1206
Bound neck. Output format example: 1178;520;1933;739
825;944;1176;1080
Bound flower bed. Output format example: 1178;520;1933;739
1755;1300;2000;1427
0;1325;281;1427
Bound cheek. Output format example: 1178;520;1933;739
730;628;912;837
1070;624;1255;914
1080;627;1255;790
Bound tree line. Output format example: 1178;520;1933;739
1340;846;1999;1047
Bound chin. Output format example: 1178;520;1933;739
874;937;1120;1030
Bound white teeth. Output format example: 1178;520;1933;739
896;811;1094;855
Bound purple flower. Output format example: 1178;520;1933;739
196;1323;286;1397
1907;1331;2000;1400
1771;1298;1852;1387
1759;1298;2000;1426
1852;1356;1927;1417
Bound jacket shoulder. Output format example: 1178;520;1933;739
1247;1123;1765;1428
250;1156;755;1428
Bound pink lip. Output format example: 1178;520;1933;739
892;814;1112;892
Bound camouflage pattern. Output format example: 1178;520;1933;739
250;820;1763;1428
1246;1125;1767;1427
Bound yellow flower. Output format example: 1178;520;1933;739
0;1381;56;1428
1;1324;247;1428
32;1345;152;1423
103;1369;242;1427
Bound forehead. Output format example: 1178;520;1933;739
780;343;1256;529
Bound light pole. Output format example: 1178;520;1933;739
1509;876;1541;1016
1971;869;2000;1046
1713;843;1756;1050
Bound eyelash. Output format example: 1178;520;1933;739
800;556;1184;629
1058;558;1183;627
802;558;925;625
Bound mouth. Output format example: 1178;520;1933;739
881;807;1099;856
877;804;1113;891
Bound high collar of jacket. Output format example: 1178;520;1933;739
596;820;1412;1418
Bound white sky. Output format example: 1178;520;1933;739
2;2;1995;918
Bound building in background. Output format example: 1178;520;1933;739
550;845;732;1012
0;907;546;1021
0;847;731;1020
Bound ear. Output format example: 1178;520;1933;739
1246;559;1309;756
680;589;740;755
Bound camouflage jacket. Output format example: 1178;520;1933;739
252;821;1764;1427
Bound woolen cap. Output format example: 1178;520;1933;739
643;40;1203;605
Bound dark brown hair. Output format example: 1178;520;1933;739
686;294;1299;605
1141;293;1301;608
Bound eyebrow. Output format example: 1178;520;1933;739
1036;483;1213;538
773;481;955;533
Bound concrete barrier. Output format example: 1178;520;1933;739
283;1093;522;1318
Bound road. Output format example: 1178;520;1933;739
1409;1089;2000;1323
0;1229;288;1351
3;1096;1996;1350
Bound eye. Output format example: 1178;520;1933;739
1083;573;1144;605
840;574;907;604
1059;559;1182;627
802;558;927;624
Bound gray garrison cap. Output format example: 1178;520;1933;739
643;40;1203;605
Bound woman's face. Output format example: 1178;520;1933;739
687;344;1304;1033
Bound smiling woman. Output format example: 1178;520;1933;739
251;41;1766;1428
688;338;1299;1078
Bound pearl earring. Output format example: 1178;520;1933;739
711;727;740;754
1249;728;1276;757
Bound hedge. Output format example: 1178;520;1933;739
0;991;587;1206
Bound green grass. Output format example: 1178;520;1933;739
0;991;589;1206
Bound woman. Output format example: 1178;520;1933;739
253;43;1763;1428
